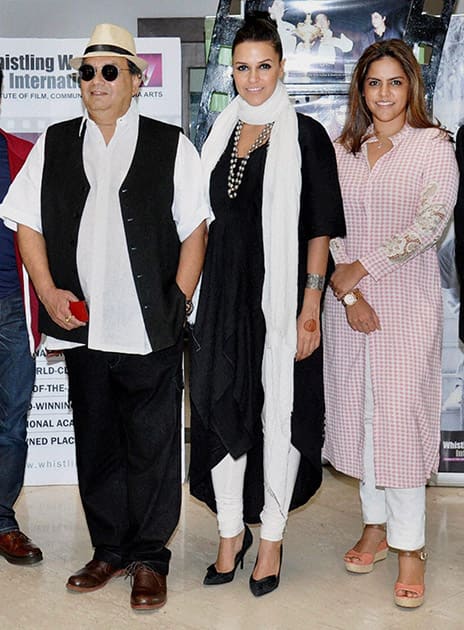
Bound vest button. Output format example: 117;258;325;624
136;273;143;279
143;305;149;310
127;217;134;222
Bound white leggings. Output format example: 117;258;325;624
211;446;301;540
360;357;426;550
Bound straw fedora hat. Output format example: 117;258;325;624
70;23;148;73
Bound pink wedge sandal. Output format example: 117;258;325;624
344;524;388;574
394;549;427;608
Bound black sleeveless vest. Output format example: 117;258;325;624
40;115;185;351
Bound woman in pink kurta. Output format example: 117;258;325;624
323;40;458;609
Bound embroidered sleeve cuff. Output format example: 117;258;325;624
329;237;349;264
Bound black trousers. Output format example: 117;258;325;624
64;338;183;575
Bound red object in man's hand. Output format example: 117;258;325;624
69;300;89;322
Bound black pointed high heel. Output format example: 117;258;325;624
249;544;283;597
203;525;253;585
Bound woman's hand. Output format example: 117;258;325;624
296;306;321;361
297;236;330;360
345;297;381;334
330;261;367;299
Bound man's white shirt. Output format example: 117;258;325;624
1;101;211;353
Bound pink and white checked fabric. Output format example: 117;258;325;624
323;125;459;488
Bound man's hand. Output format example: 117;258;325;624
17;225;86;331
40;287;86;330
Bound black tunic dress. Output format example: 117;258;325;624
190;114;345;523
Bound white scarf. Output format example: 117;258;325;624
201;81;302;513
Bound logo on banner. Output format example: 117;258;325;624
139;53;163;87
439;431;464;473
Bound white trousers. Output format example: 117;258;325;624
211;446;301;540
360;355;426;550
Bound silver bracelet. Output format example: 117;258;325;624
306;273;325;291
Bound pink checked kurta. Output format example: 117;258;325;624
323;125;459;488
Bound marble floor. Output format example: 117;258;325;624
2;466;464;630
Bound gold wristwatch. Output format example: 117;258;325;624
342;288;363;307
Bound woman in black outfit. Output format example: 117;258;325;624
190;16;345;596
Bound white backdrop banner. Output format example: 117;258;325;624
0;36;182;485
432;14;464;486
0;37;181;133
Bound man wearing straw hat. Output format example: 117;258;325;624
1;23;209;610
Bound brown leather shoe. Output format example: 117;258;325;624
66;559;124;592
129;563;167;611
0;530;43;565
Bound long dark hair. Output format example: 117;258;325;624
338;39;442;154
232;14;283;61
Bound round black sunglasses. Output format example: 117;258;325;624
78;64;130;82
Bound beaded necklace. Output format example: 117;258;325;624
227;120;274;199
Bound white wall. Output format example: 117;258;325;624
0;0;221;37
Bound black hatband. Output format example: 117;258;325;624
84;44;134;56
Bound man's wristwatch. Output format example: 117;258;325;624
342;288;363;307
